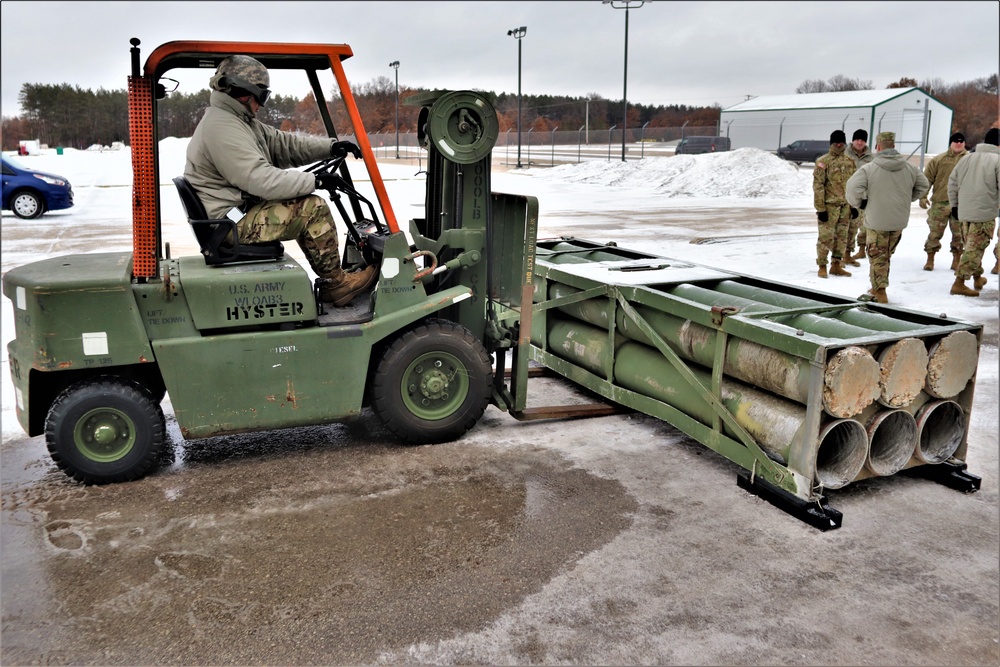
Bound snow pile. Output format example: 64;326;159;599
529;147;811;199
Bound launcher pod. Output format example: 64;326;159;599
530;238;982;529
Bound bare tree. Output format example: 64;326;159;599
919;77;947;97
827;74;874;91
795;79;829;94
797;75;874;93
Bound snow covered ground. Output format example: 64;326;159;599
2;141;997;440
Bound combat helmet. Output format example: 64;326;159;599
210;55;272;106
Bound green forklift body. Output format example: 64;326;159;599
145;233;475;438
153;326;372;438
3;252;156;434
175;256;318;330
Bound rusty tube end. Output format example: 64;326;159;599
914;400;965;464
815;419;869;489
865;409;918;476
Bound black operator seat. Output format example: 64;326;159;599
172;176;283;265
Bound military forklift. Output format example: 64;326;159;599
2;38;544;484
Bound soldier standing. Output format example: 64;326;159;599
812;130;858;278
844;129;874;266
919;132;969;271
845;131;930;304
948;127;1000;297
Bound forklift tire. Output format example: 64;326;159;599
45;378;166;485
372;320;492;444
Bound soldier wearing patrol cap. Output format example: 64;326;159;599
185;55;378;307
812;129;858;279
919;132;969;272
845;131;930;304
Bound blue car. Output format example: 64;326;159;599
2;154;74;219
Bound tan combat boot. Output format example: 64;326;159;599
817;265;828;279
992;260;998;275
829;260;852;277
923;252;935;271
850;246;866;260
974;275;987;290
845;254;861;267
871;287;888;304
318;265;379;306
950;277;980;297
951;251;962;271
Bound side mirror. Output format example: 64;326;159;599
155;78;179;100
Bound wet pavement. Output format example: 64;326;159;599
3;403;637;664
3;363;998;665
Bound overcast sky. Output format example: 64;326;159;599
2;1;998;117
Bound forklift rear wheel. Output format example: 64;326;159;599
372;320;492;444
45;379;166;484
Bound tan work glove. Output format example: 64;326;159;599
919;197;929;209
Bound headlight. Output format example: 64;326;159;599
33;174;67;186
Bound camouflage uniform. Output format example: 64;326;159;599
844;142;873;256
813;145;856;266
923;202;963;254
921;147;968;254
956;221;996;280
866;228;902;289
948;140;1000;282
239;196;342;276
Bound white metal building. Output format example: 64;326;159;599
720;88;954;156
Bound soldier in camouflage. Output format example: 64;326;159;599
184;55;377;307
947;127;1000;297
812;130;858;278
919;132;968;271
844;129;873;266
845;131;930;304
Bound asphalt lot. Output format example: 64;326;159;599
1;155;998;666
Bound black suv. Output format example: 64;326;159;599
776;140;829;164
675;136;731;155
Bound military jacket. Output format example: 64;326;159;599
948;144;1000;222
846;145;873;169
924;148;968;203
184;91;333;218
846;149;930;231
812;149;856;211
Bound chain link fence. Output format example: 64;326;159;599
364;125;721;167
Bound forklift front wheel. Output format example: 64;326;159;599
45;379;166;485
372;320;492;444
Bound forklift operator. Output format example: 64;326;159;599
184;55;377;307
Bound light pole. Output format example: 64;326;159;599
604;0;647;162
507;26;527;168
389;61;400;159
